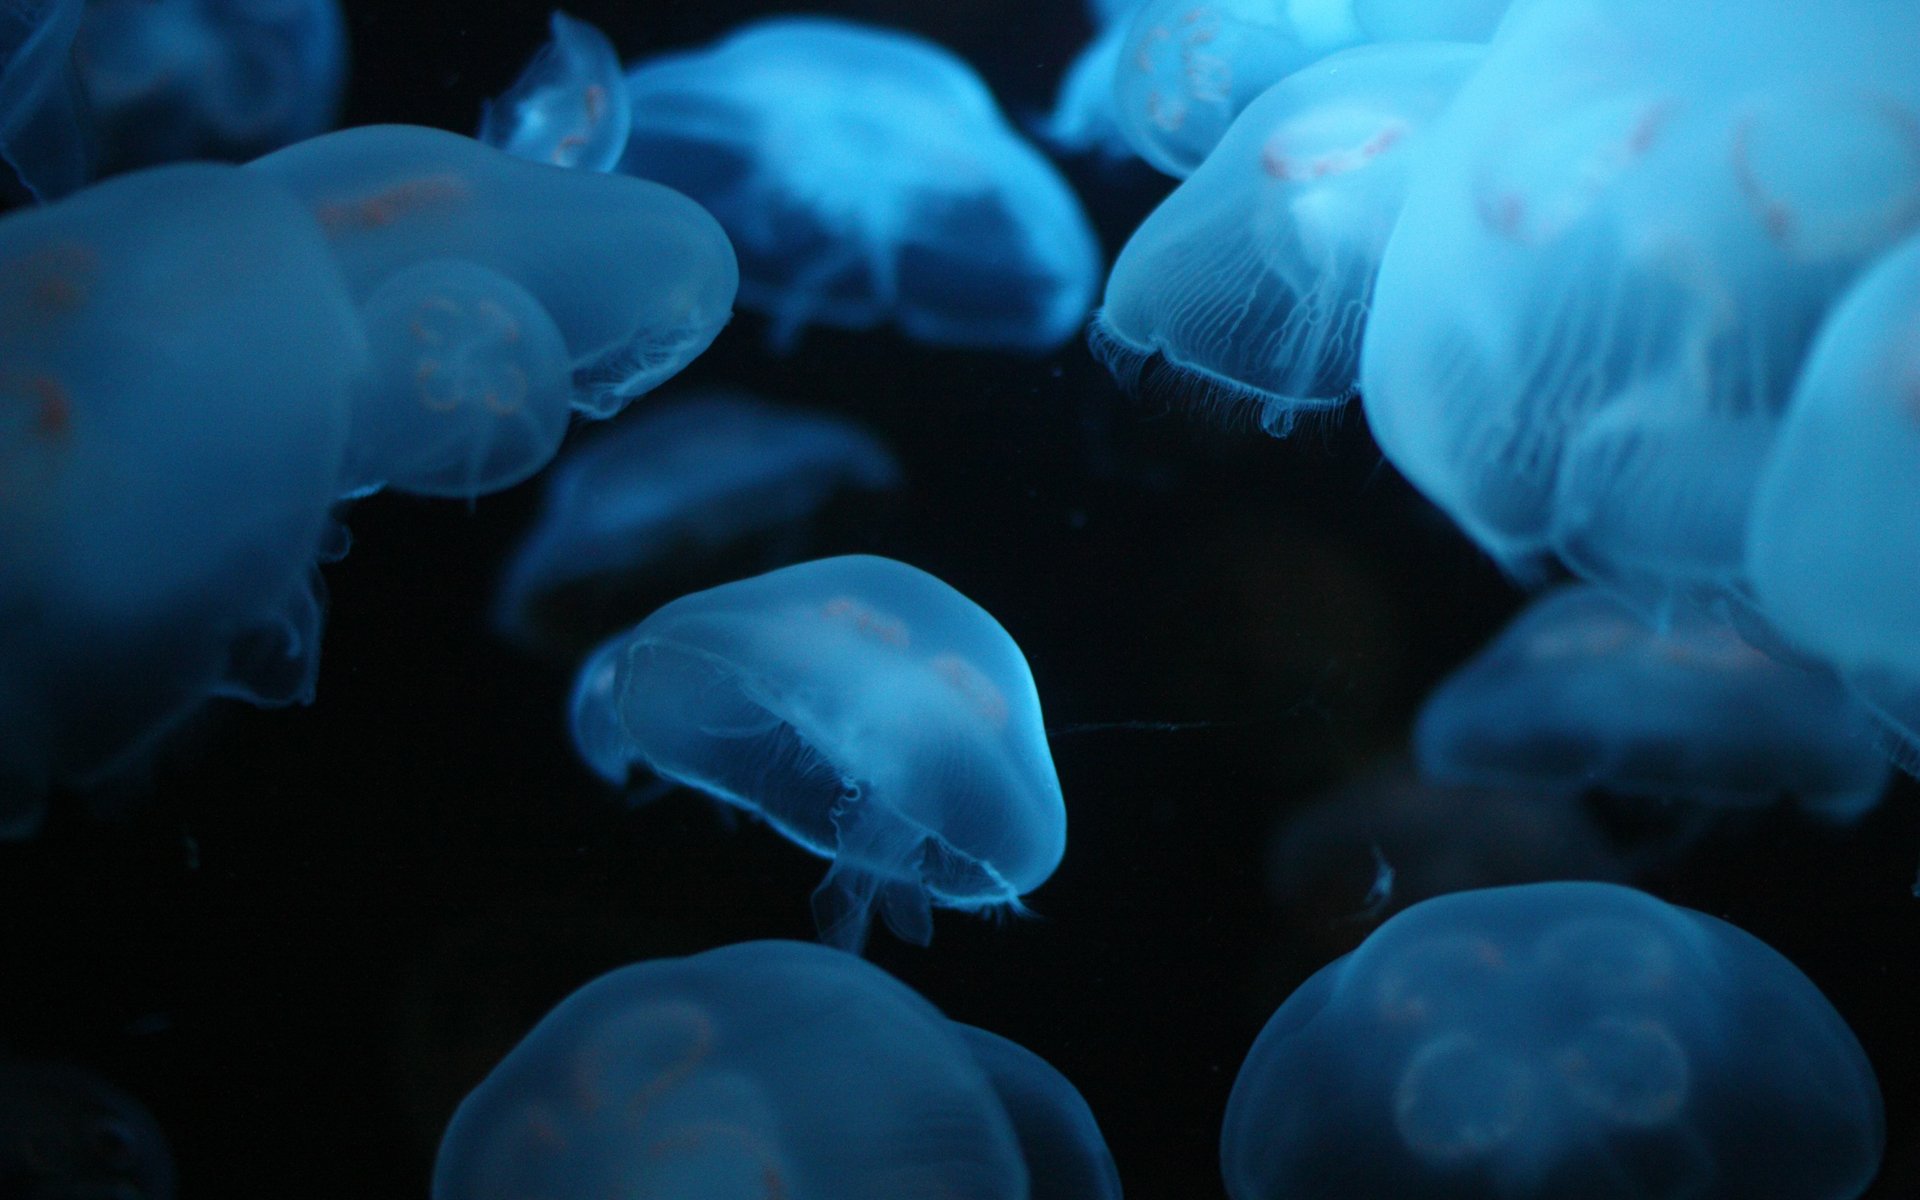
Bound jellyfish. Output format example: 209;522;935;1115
0;1059;175;1200
1412;586;1890;820
0;0;90;200
493;391;901;655
0;161;363;823
432;940;1030;1200
618;16;1100;352
1221;882;1884;1199
952;1024;1125;1200
1040;0;1145;159
478;11;629;172
1093;41;1481;433
74;0;347;174
1359;0;1920;583
570;555;1066;952
248;124;739;420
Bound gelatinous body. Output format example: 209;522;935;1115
1094;42;1479;432
619;16;1099;352
494;391;900;651
1222;882;1884;1199
0;1059;176;1200
250;124;738;417
953;1024;1124;1200
433;940;1029;1200
1043;0;1146;159
571;555;1066;951
478;11;628;172
1413;586;1888;820
0;0;89;199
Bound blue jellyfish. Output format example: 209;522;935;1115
1413;586;1889;820
0;0;90;200
493;390;901;652
250;125;737;418
74;0;347;174
1221;882;1884;1199
0;161;362;823
618;16;1100;352
571;555;1066;952
0;1059;175;1200
1093;41;1481;433
433;940;1030;1200
478;11;629;172
1748;230;1920;682
952;1024;1125;1200
1041;0;1145;159
1360;0;1920;585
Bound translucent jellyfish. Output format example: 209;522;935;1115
249;124;739;419
570;555;1066;952
619;16;1100;352
1093;42;1481;433
0;0;89;200
1360;0;1920;585
1221;882;1884;1199
1748;231;1920;681
0;161;363;821
1041;0;1146;159
478;11;629;172
74;0;347;171
493;391;901;653
1413;586;1889;820
0;1059;175;1200
432;940;1030;1200
952;1024;1125;1200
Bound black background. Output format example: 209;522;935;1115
1;1;1915;1196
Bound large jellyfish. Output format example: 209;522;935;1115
0;0;89;200
618;16;1100;352
571;555;1066;952
478;11;629;172
1093;41;1481;432
493;391;901;655
1221;882;1884;1199
1412;586;1889;821
0;161;363;823
433;940;1031;1200
1359;0;1920;589
0;1058;176;1200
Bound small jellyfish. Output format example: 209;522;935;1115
493;390;901;655
1221;882;1884;1199
1412;586;1890;820
0;0;90;200
952;1024;1125;1200
75;0;348;172
1093;41;1480;433
344;258;574;498
571;555;1066;952
619;16;1100;352
0;1058;175;1200
249;124;738;418
433;940;1030;1200
478;12;629;172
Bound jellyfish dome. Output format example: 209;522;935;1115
1093;41;1481;433
952;1024;1125;1200
0;0;89;200
618;16;1100;352
1221;882;1884;1199
570;555;1066;952
433;940;1031;1200
1359;0;1920;580
1413;586;1889;820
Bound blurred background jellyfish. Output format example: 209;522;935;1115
1221;882;1885;1199
74;0;348;172
0;0;90;201
618;16;1100;352
493;390;901;658
1093;41;1480;433
0;162;363;824
570;555;1066;952
1360;0;1920;587
432;940;1032;1200
477;11;628;172
951;1023;1125;1200
249;124;738;422
1040;0;1146;159
0;1058;176;1200
1412;586;1890;821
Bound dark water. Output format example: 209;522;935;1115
1;2;1915;1196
